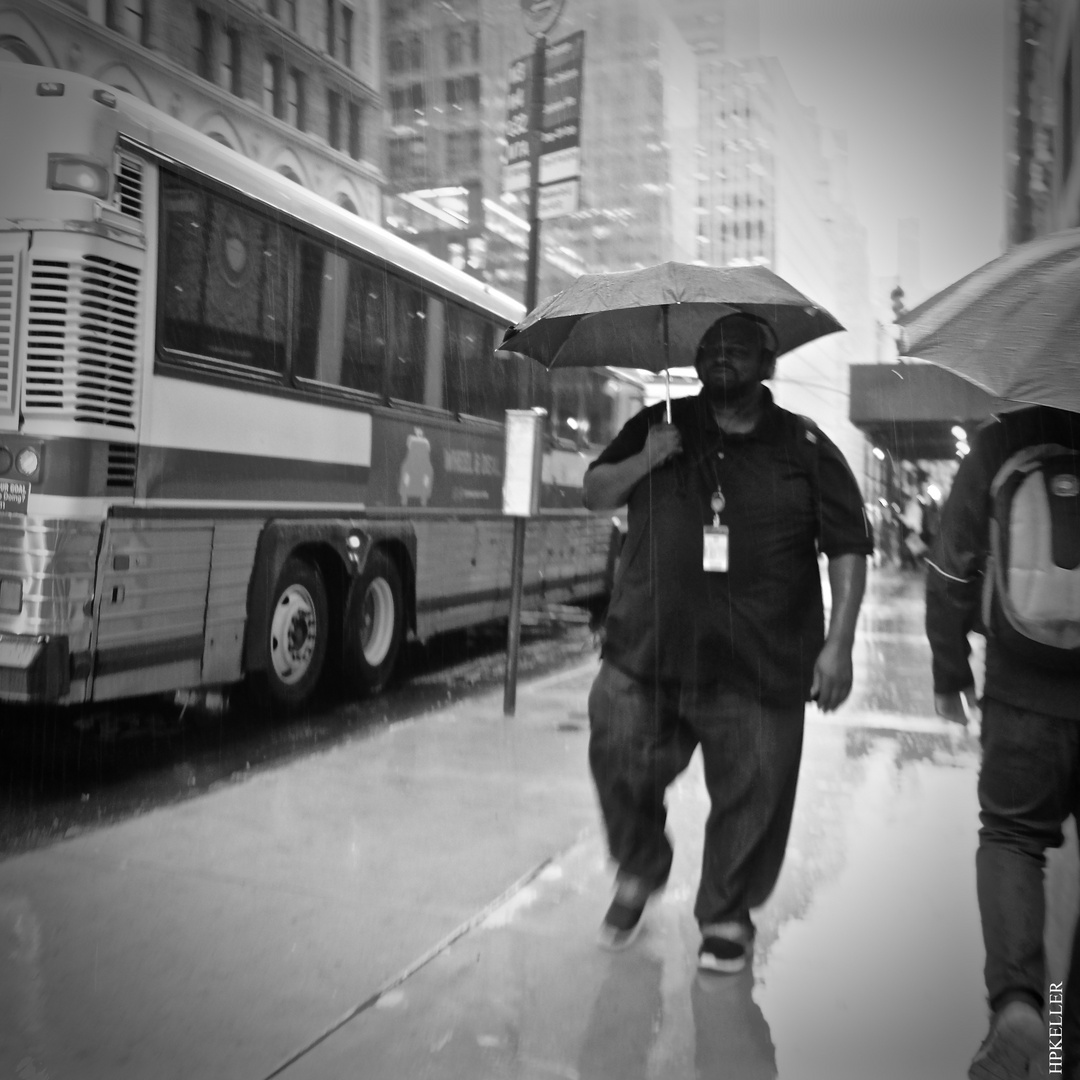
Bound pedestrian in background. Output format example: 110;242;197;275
926;404;1080;1080
582;312;873;972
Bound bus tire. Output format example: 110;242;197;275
344;549;404;696
260;556;329;711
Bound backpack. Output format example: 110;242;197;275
982;443;1080;670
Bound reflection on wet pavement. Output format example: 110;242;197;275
278;569;1071;1079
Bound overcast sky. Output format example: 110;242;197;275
758;0;1006;304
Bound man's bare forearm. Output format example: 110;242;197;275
583;453;652;510
825;553;867;648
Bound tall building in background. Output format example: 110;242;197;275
0;0;384;220
382;0;699;303
678;39;874;474
1006;0;1079;240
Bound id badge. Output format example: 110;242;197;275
703;525;729;572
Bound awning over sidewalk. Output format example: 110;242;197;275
848;363;998;460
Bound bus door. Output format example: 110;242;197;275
89;516;214;701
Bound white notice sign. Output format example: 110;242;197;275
538;178;579;220
503;409;546;517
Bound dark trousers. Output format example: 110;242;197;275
977;697;1080;1073
587;660;805;928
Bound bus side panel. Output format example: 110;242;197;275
90;519;213;701
201;519;263;685
412;511;614;640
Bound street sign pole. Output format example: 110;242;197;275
524;31;546;313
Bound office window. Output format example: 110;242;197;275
327;90;342;149
348;101;362;160
409;81;425;115
340;6;353;67
388;134;426;180
356;0;369;62
221;28;242;95
446;28;462;66
408;33;423;69
106;0;145;43
266;0;296;30
263;55;283;118
447;129;480;174
466;21;480;63
325;0;336;54
286;69;305;130
388;39;405;73
390;88;409;127
195;10;213;80
446;74;479;113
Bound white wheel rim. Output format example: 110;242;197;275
360;577;395;666
270;583;318;685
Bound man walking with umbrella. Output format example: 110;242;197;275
582;311;873;970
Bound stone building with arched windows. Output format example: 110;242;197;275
0;0;384;222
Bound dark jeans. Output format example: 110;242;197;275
587;660;805;928
977;697;1080;1072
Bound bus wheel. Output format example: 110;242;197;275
344;549;404;696
263;557;329;709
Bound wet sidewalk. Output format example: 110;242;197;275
1;568;1075;1080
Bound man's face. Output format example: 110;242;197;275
694;320;770;398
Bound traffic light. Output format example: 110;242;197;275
890;285;906;319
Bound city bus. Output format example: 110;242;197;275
0;64;620;711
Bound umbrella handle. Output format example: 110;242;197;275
662;304;671;423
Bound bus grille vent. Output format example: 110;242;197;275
0;252;14;414
106;443;137;491
116;156;143;221
25;255;140;429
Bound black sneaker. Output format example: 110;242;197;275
597;877;652;951
698;934;748;974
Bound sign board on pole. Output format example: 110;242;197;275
502;31;584;214
502;409;546;517
538;178;579;220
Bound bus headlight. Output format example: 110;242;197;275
47;154;110;199
15;447;40;477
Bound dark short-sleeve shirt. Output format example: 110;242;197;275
590;389;873;705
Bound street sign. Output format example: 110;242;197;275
538;177;579;220
520;0;565;36
502;31;584;199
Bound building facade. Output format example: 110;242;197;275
1007;0;1080;240
0;0;384;220
381;0;699;303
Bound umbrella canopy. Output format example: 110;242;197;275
898;227;1080;412
499;262;844;372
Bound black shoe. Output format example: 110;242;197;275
597;876;652;951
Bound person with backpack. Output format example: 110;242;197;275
925;404;1080;1080
583;313;873;971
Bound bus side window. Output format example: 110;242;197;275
160;170;289;376
342;259;387;397
387;278;427;405
446;306;506;419
294;239;348;387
